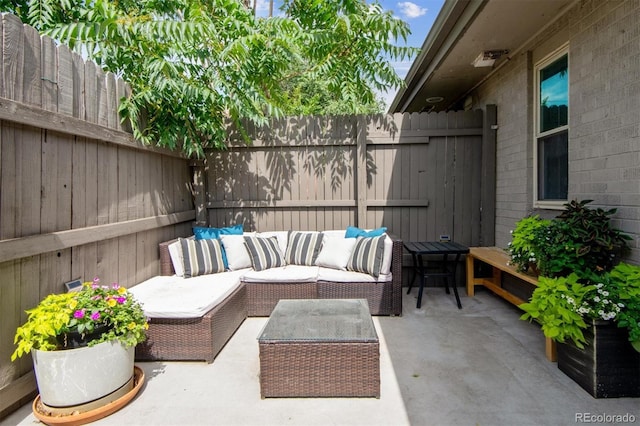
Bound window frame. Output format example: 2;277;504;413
533;43;569;210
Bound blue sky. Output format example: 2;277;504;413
255;0;445;109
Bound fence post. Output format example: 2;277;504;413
356;115;368;227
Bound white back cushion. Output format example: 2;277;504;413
168;240;185;277
220;235;252;270
316;236;357;270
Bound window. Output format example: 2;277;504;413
535;47;568;206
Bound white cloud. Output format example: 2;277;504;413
397;2;427;19
255;0;269;12
254;0;281;17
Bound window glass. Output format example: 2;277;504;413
536;49;568;204
537;131;568;200
539;55;568;133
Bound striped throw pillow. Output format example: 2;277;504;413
347;235;386;277
179;238;226;278
285;231;324;266
244;236;286;271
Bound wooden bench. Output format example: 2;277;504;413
465;246;556;361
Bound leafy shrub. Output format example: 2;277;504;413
521;263;640;352
536;200;631;278
609;263;640;351
520;273;593;348
12;278;148;361
507;215;551;273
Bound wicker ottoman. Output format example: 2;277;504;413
258;299;380;398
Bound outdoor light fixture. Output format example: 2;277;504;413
425;96;444;103
472;50;509;68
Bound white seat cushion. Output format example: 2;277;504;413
317;267;392;283
241;265;319;283
129;270;248;318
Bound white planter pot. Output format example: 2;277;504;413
32;340;134;407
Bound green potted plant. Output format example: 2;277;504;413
12;278;148;410
535;200;631;278
508;200;632;279
521;264;640;397
608;262;640;352
520;273;593;347
507;214;551;274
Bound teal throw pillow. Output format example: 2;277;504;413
345;226;387;238
192;224;243;269
193;224;243;240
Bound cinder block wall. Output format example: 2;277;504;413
473;0;640;262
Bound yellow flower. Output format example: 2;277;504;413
144;323;149;330
107;298;117;307
118;287;127;295
69;299;78;309
127;322;136;330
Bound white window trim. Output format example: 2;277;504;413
533;43;569;210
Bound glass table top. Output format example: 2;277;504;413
258;299;378;343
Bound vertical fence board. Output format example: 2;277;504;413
41;36;57;111
95;67;109;127
84;61;97;123
57;45;73;116
18;125;41;236
0;261;18;387
0;123;16;239
38;32;63;299
71;50;85;120
0;15;4;94
106;72;118;129
2;14;23;102
22;24;41;107
16;122;41;377
116;79;131;132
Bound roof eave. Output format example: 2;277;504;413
388;0;487;113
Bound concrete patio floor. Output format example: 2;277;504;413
3;288;639;426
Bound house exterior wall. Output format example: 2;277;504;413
472;0;640;262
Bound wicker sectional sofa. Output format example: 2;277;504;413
131;229;403;363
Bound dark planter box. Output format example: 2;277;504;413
557;320;640;398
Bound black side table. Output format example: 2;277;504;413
404;241;470;309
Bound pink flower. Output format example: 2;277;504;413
91;312;101;321
74;309;85;319
116;296;126;304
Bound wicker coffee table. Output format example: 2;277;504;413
258;299;380;398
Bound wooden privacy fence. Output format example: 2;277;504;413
0;14;194;418
201;108;496;246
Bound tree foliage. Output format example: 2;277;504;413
3;0;416;157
